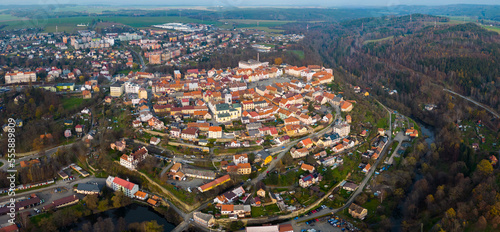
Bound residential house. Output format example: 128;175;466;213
299;173;320;188
150;137;161;145
170;128;181;138
299;138;314;148
274;135;290;145
120;147;148;170
333;122;350;138
219;204;251;218
255;151;272;166
181;127;199;141
193;212;215;228
284;117;300;126
208;126;223;139
132;120;142;128
405;128;419;137
301;163;315;173
340;101;353;112
342;181;359;192
362;163;371;173
290;147;309;159
233;154;248;165
134;191;148;201
257;188;266;198
110;139;127;151
237;163;252;175
349;203;367;220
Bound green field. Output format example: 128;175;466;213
363;36;394;44
482;25;500;34
0;14;27;22
219;19;292;33
0;15;221;32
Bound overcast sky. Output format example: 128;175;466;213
0;0;498;6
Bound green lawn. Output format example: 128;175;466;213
61;97;87;111
251;206;267;217
263;170;303;187
251;203;282;217
376;116;389;129
287;50;305;60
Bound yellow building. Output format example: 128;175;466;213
139;88;148;99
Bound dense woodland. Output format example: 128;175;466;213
278;14;500;232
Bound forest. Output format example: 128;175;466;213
278;14;500;232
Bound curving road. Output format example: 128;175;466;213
444;89;500;118
0;144;74;171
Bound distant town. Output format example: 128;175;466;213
2;5;497;232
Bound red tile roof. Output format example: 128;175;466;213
113;177;136;190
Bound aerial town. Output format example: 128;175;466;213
0;19;420;232
1;3;498;232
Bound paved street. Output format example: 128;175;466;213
0;143;75;171
386;132;410;165
0;177;105;226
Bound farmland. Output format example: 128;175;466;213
0;15;221;32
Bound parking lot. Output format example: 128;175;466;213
170;177;206;191
292;205;360;232
0;177;106;224
247;76;291;89
295;220;344;232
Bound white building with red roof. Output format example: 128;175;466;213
120;146;148;170
106;176;139;198
5;71;36;84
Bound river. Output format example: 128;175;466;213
416;119;436;148
65;203;176;232
390;118;436;232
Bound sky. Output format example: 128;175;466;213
0;0;498;6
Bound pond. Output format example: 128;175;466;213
66;203;176;232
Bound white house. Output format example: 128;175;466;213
106;176;139;198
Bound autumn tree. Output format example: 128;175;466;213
274;57;283;65
475;159;493;177
97;199;109;211
84;194;98;211
112;191;125;208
